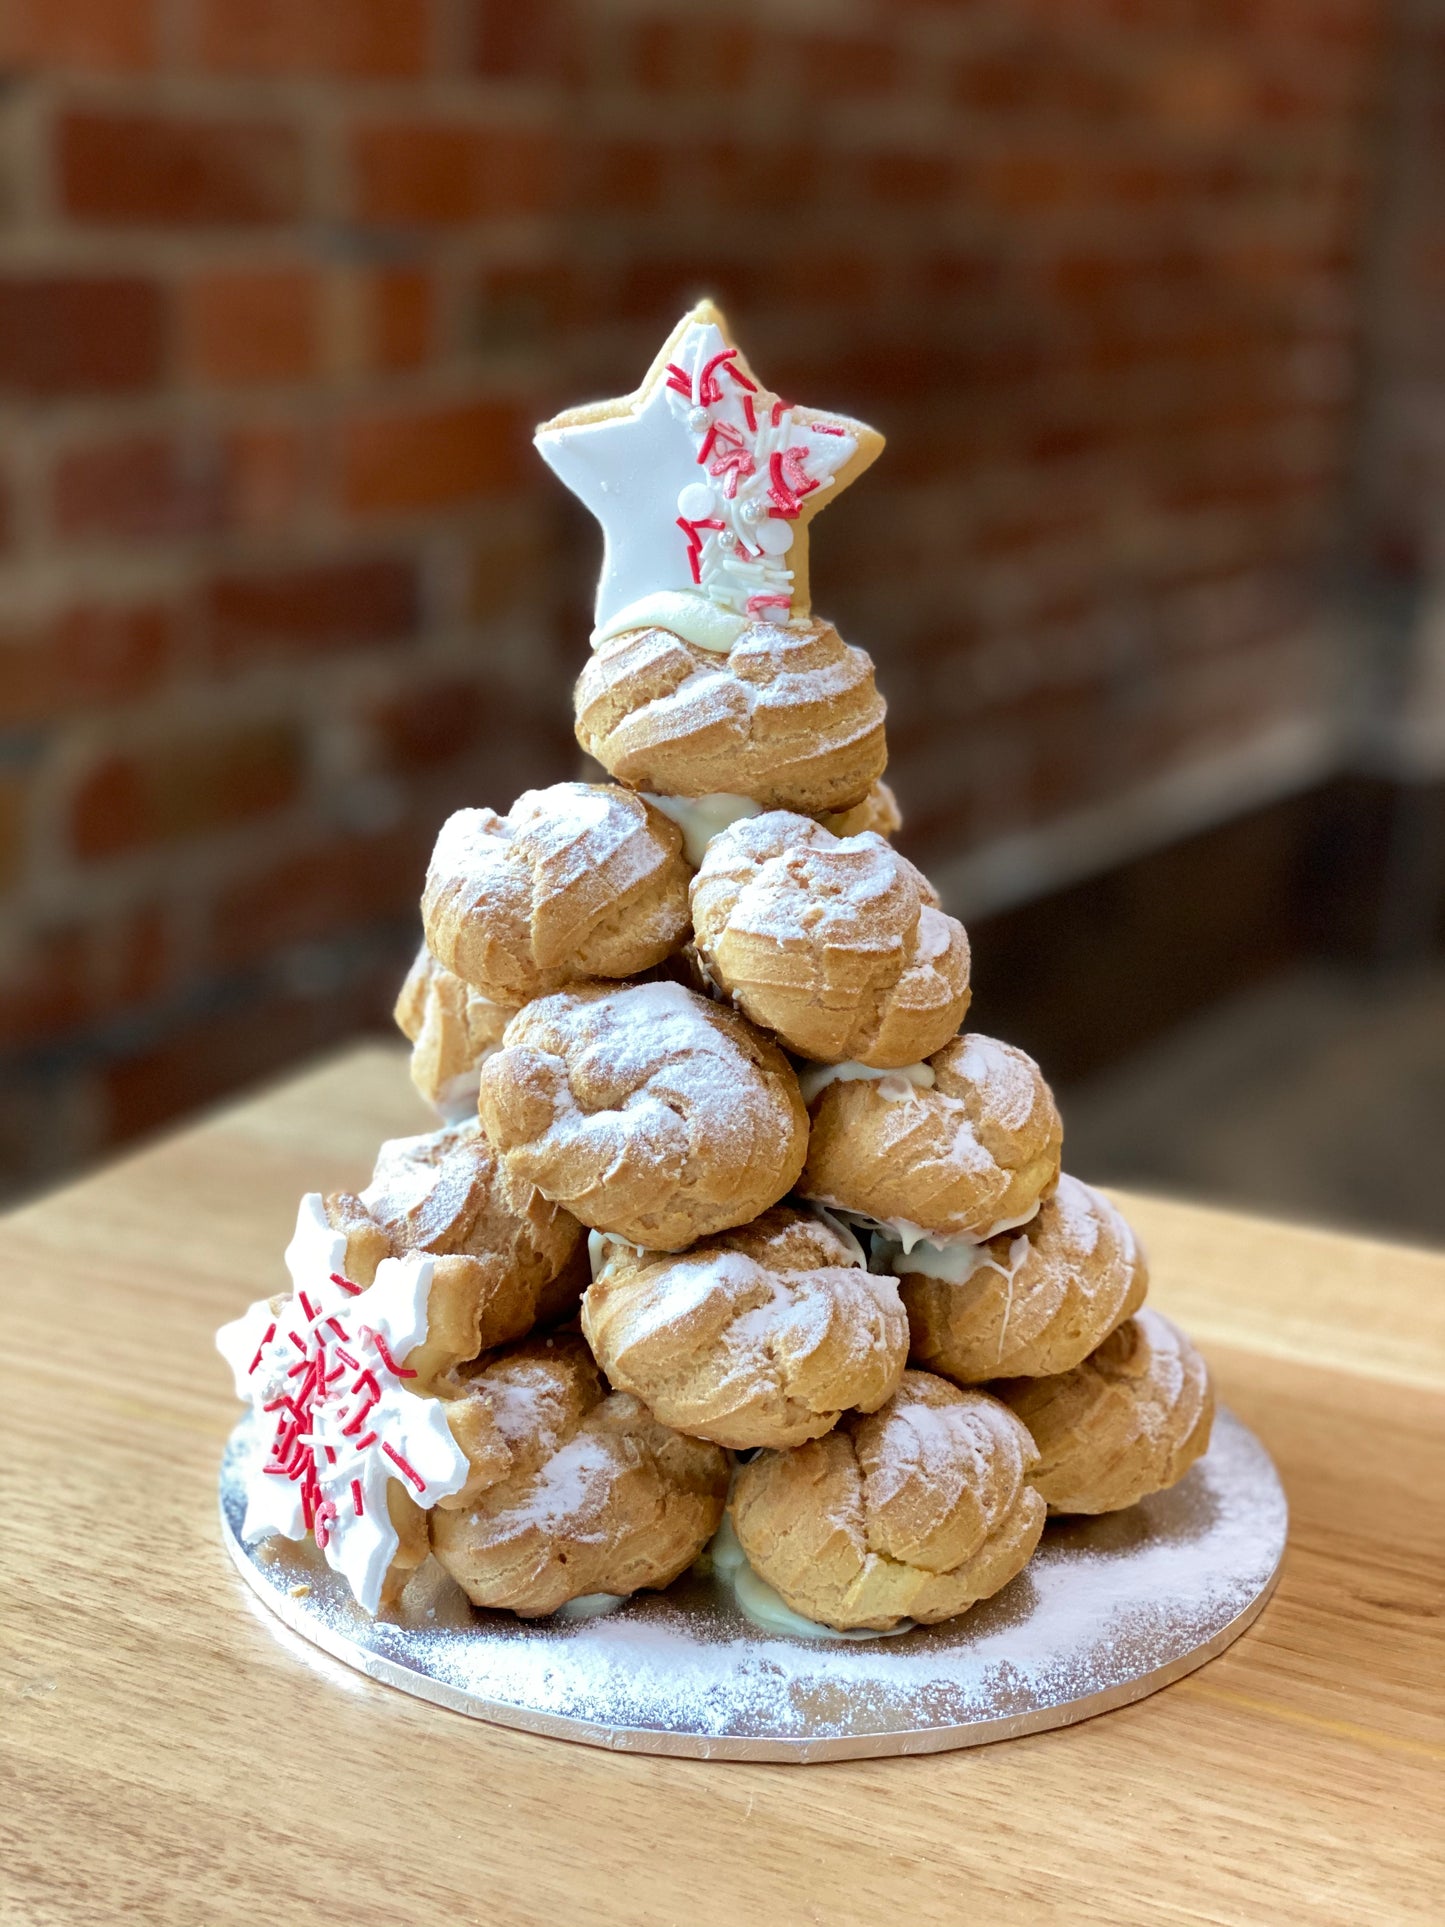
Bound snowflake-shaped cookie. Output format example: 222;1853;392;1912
217;1194;469;1613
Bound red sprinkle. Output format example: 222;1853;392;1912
768;451;800;517
812;422;846;435
664;362;693;398
298;1292;317;1323
366;1328;417;1380
341;1395;378;1438
247;1322;276;1376
314;1498;337;1550
351;1479;365;1518
710;447;754;498
780;445;818;494
288;1361;320;1403
676;515;726;584
771;398;792;426
768;445;819;517
326;1316;348;1340
748;594;792;617
382;1442;427;1494
701;419;753;497
354;1431;378;1452
742;393;757;433
697;347;740;406
329;1273;362;1297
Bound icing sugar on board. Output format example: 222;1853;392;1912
219;1406;1286;1763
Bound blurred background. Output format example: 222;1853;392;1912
0;0;1441;1240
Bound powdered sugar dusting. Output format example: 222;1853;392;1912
222;1406;1286;1758
427;807;507;889
496;1427;618;1535
944;1033;1049;1134
430;785;672;913
518;982;784;1164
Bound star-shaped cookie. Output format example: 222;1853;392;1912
535;300;883;652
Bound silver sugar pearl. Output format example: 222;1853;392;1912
688;407;709;432
740;499;764;524
716;528;737;550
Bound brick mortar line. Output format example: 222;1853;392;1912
0;504;544;611
0;913;419;1084
7;636;568;908
9;71;564;124
0;361;551;430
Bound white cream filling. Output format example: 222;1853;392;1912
884;1229;1031;1286
837;1198;1041;1255
802;1203;868;1268
794;1058;936;1106
872;1200;1042;1265
553;1592;627;1621
587;1228;648;1280
642;790;763;867
591;589;748;655
706;1515;914;1643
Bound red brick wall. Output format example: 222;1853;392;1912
1355;0;1445;767
0;0;1413;1195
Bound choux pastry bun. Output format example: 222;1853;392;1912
582;1207;908;1450
892;1173;1147;1383
799;1033;1062;1243
690;811;971;1067
430;1335;729;1615
731;1371;1045;1632
478;980;808;1250
995;1309;1214;1514
816;778;902;841
323;1118;588;1394
574;616;887;815
394;943;512;1119
422;782;691;1006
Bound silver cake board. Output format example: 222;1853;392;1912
219;1407;1286;1764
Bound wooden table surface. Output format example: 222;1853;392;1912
3;1044;1442;1926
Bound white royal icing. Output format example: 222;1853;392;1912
642;791;763;866
535;303;876;635
216;1194;470;1615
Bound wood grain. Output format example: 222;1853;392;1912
2;1044;1441;1927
